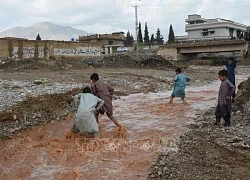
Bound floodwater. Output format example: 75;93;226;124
0;75;248;180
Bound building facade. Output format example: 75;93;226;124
78;32;126;54
176;14;248;42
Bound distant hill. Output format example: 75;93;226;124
0;22;88;41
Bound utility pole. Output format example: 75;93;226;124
132;0;140;57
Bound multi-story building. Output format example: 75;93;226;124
176;14;248;42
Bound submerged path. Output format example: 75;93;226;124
0;75;248;180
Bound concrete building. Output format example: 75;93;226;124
176;14;248;42
78;32;126;54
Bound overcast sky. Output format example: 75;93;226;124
0;0;249;40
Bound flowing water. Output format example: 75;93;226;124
0;75;248;180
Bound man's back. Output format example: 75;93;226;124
74;93;104;133
92;80;114;99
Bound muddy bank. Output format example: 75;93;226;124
0;79;84;111
0;88;82;139
0;86;128;139
148;77;250;180
234;77;250;114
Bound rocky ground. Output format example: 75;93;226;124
148;76;250;179
0;54;250;179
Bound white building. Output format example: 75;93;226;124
176;14;248;42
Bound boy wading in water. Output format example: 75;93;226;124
215;70;235;127
225;57;237;102
90;73;122;129
72;87;104;137
169;68;191;105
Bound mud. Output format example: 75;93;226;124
148;75;250;180
234;77;250;114
0;64;249;179
0;88;82;139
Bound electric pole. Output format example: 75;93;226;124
132;0;140;57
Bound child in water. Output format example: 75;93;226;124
90;73;121;129
72;87;104;136
169;68;191;105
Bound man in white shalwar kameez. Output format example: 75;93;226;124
73;87;104;135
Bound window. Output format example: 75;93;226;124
203;29;208;32
202;32;208;36
108;40;114;45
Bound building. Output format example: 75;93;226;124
176;14;248;42
78;32;126;54
245;26;250;41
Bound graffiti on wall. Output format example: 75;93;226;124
23;47;35;58
38;47;49;58
54;47;100;56
12;47;49;59
12;47;19;58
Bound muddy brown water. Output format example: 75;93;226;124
0;75;248;180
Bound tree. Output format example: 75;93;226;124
125;30;134;46
130;34;134;45
155;28;164;44
150;34;155;44
138;22;143;44
168;24;175;44
144;22;149;45
36;33;41;40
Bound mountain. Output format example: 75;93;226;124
0;22;88;41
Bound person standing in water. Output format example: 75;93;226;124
169;68;191;105
90;73;121;129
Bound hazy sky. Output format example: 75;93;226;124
0;0;249;40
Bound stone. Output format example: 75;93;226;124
158;170;162;176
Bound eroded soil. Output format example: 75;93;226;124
0;65;249;180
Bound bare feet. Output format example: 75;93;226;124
168;97;174;104
182;98;188;105
108;115;121;128
183;101;188;105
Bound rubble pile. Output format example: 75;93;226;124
82;54;174;69
0;58;73;71
234;77;250;114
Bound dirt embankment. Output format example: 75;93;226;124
148;77;250;180
0;88;82;139
234;77;250;114
0;54;175;71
